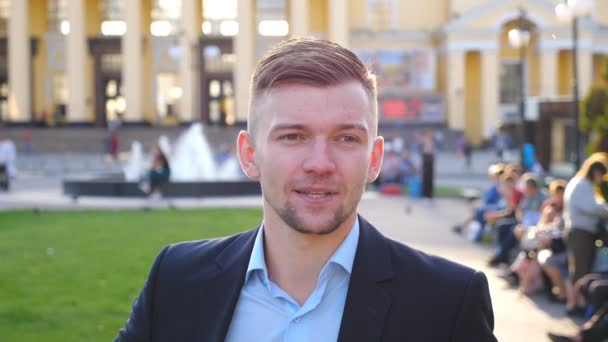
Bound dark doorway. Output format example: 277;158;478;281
200;36;235;124
0;37;37;124
89;37;122;126
101;75;125;123
537;101;580;172
206;75;234;126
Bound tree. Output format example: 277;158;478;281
581;58;608;154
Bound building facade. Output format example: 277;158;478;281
3;0;608;148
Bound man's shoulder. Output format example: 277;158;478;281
157;228;258;272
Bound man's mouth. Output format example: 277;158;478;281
295;191;335;198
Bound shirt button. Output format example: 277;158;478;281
293;317;301;323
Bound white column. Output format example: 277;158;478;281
8;0;30;122
577;48;593;97
328;0;348;47
290;0;309;37
66;0;87;122
481;50;499;139
122;0;143;122
447;50;465;130
540;49;558;98
179;0;201;122
235;0;256;122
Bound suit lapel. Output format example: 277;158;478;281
199;227;258;342
338;217;394;342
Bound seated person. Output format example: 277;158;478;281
548;272;608;342
513;173;549;239
535;180;568;302
140;146;171;198
486;173;523;266
453;163;504;236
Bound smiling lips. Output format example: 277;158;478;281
294;187;338;202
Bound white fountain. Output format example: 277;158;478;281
124;123;244;182
123;141;145;181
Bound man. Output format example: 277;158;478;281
115;38;496;341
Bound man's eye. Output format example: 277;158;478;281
279;134;301;141
339;135;359;143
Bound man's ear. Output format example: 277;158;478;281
237;130;260;180
367;136;384;183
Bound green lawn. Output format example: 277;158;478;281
0;208;262;341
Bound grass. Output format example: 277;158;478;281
0;208;262;341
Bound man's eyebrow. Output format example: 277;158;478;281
335;124;368;133
268;123;369;133
269;124;308;132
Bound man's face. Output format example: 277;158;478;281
238;82;383;235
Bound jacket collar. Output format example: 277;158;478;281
337;215;394;341
207;215;395;341
204;226;259;342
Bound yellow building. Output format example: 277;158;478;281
3;0;607;147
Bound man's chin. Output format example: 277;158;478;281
287;215;351;236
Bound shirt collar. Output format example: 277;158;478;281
244;218;360;283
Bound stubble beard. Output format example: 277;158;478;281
263;180;366;236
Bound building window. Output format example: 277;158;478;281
48;0;68;34
156;73;181;120
101;54;122;73
500;61;522;104
257;0;288;37
366;0;398;31
53;73;68;104
151;0;181;37
0;0;9;35
202;0;237;36
100;0;125;36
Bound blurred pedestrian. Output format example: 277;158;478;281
0;132;17;190
459;134;473;170
494;129;509;162
564;153;608;315
22;130;32;154
109;130;119;160
421;129;435;204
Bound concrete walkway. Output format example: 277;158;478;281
359;196;582;342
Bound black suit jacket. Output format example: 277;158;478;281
115;216;497;341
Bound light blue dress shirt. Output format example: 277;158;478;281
225;219;360;342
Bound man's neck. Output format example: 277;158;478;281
262;215;356;305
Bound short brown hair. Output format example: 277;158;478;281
248;38;377;135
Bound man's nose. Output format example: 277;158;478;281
302;139;336;174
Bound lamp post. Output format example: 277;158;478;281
556;0;591;171
508;8;531;169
